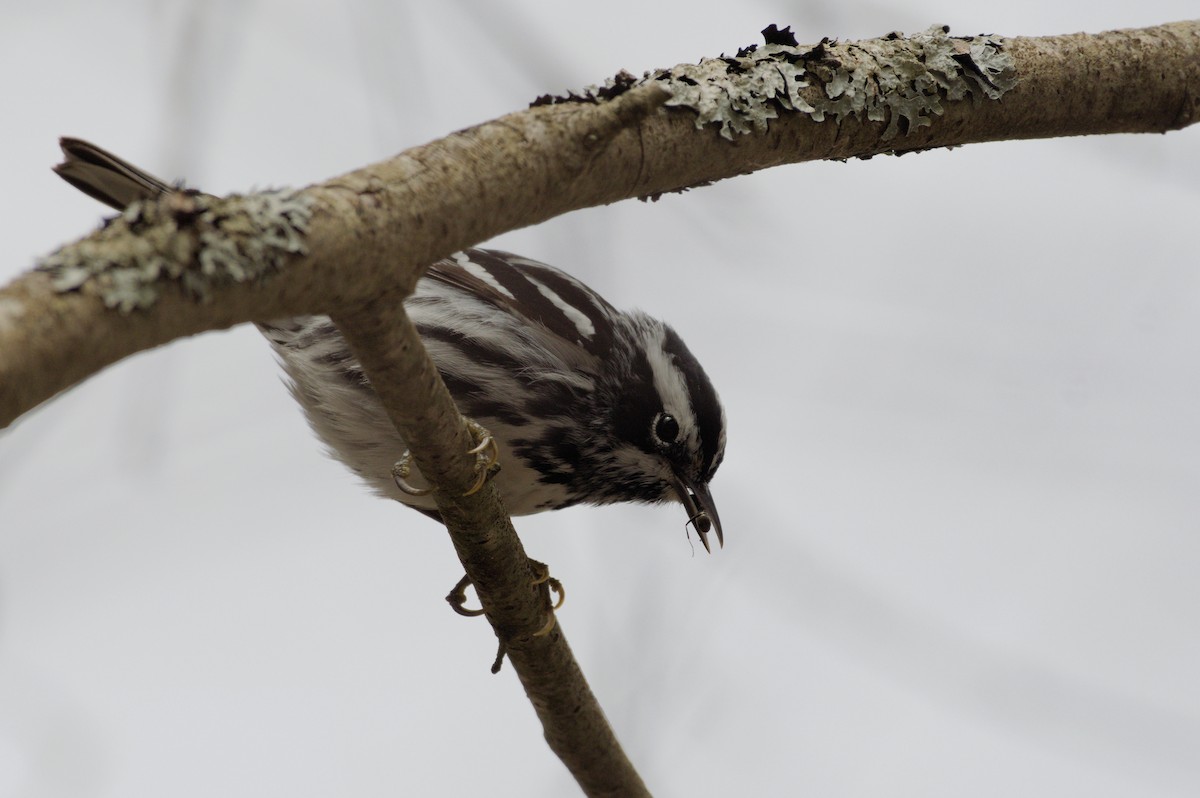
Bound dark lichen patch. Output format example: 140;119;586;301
531;70;639;107
761;24;799;48
37;188;313;313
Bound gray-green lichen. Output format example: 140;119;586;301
36;189;314;313
563;24;1016;142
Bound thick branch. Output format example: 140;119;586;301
3;22;1197;427
330;302;649;797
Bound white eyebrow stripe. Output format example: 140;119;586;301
524;275;596;339
643;326;697;442
453;251;516;300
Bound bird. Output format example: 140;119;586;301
52;138;726;550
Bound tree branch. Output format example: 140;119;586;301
4;22;1197;427
331;301;649;796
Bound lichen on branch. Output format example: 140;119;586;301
36;189;314;312
549;24;1017;142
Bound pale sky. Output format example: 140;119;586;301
2;2;1198;796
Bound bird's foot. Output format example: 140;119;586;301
445;560;565;672
390;419;500;499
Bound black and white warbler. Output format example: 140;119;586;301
53;139;727;549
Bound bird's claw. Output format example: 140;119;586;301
444;565;562;672
444;562;564;637
391;419;500;499
392;451;432;496
530;560;565;637
529;565;566;611
462;419;500;497
446;574;486;617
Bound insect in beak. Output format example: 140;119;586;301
672;473;723;553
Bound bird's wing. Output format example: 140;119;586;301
423;249;619;362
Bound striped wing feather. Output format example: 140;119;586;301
424;250;618;363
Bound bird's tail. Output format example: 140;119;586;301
53;138;299;341
53;137;177;211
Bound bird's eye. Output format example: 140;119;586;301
654;413;680;444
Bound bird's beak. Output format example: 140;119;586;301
672;472;723;553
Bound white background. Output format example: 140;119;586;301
2;2;1198;796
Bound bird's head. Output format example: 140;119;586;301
604;315;726;551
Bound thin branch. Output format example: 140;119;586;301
332;302;649;796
